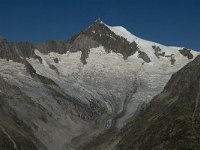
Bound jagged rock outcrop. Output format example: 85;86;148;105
138;51;151;63
179;48;193;59
152;45;177;65
152;46;165;58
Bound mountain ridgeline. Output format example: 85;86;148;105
0;20;194;64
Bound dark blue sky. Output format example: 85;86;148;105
0;0;200;50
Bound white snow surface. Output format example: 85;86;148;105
28;44;198;129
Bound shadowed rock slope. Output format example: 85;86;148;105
0;77;46;150
83;54;200;150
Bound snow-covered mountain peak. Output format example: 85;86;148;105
104;22;199;63
0;20;199;149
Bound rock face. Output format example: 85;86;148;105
82;20;138;59
179;48;194;59
0;39;33;62
152;45;177;65
90;55;200;150
0;20;199;150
